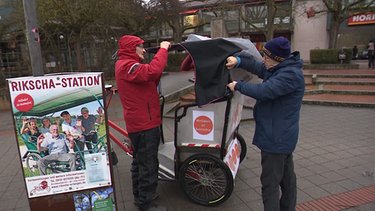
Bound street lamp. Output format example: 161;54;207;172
58;33;73;72
57;33;67;71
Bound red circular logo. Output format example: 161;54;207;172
14;93;34;112
194;115;213;135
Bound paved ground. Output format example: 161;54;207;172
1;60;375;211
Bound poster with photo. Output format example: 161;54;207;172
73;187;116;211
7;72;112;198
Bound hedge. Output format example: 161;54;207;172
310;49;353;64
165;52;189;72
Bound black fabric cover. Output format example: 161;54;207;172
180;39;242;106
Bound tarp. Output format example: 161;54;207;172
146;34;262;106
180;34;262;106
180;38;241;106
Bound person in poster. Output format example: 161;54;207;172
20;117;41;142
61;110;85;152
40;117;52;134
78;106;104;152
37;124;76;175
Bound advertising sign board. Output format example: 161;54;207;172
7;72;116;210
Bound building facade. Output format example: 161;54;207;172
1;0;374;67
142;0;374;62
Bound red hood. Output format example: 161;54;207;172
118;35;144;61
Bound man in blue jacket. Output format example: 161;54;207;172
226;36;305;211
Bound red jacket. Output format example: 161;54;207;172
115;35;168;133
181;55;195;71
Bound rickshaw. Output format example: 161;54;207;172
108;35;262;206
13;85;108;175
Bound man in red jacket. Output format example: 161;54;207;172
115;35;170;211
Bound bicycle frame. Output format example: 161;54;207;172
105;87;133;157
104;85;165;156
71;133;108;170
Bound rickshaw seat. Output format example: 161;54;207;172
23;136;38;151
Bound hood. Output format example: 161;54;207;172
118;35;144;61
273;51;303;70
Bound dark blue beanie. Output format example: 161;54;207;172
262;37;291;62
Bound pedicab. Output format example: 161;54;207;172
109;34;262;206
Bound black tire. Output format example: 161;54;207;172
26;153;42;175
179;154;234;206
236;133;247;163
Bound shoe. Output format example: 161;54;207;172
134;193;159;205
139;203;167;211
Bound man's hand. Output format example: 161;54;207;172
160;41;171;50
228;81;237;91
97;107;103;116
226;56;238;69
76;119;82;127
37;134;45;145
67;135;74;143
22;117;29;125
37;134;45;152
55;116;61;124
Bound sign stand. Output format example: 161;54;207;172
8;73;118;210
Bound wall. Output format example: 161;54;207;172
292;0;329;62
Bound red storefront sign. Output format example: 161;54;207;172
348;12;375;25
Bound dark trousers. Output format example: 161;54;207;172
261;151;297;211
73;140;85;163
368;50;374;68
84;133;98;153
129;127;160;211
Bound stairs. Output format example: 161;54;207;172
303;70;375;108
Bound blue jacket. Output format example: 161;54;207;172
235;52;305;154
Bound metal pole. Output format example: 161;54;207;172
22;0;44;76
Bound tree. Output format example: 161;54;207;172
35;0;118;71
298;0;375;49
157;0;210;43
325;0;374;49
238;0;292;41
108;0;160;37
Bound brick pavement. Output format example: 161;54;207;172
1;62;375;210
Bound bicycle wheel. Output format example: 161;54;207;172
179;154;233;206
26;153;42;175
236;133;247;163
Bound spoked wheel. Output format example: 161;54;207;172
26;153;42;175
236;133;247;163
179;154;233;206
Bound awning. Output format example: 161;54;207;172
180;9;198;15
14;86;103;117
